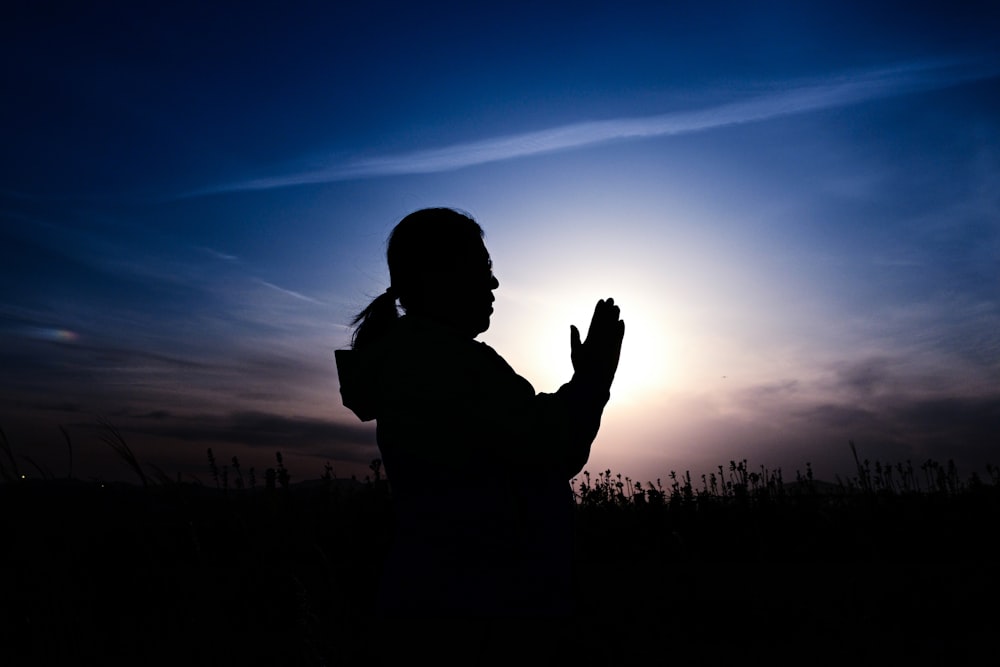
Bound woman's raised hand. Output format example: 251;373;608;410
570;298;625;392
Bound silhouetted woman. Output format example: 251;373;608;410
335;208;623;622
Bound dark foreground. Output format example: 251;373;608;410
3;466;998;666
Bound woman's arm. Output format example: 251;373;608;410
532;299;625;478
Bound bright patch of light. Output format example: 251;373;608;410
591;299;674;406
489;280;675;406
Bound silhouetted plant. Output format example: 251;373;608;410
24;456;55;480
146;462;175;486
98;418;148;488
207;447;221;489
0;427;17;482
232;456;244;490
276;452;290;490
59;425;72;480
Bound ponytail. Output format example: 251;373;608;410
350;208;484;349
350;288;399;350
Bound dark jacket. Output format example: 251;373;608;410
335;315;609;615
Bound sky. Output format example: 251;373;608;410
2;1;999;486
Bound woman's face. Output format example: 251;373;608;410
420;236;499;338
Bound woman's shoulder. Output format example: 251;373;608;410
388;316;531;387
390;316;496;357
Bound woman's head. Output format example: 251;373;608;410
351;208;499;348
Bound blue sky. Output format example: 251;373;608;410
2;1;998;483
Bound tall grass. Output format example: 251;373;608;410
96;417;148;488
2;421;998;664
0;426;20;482
1;420;995;502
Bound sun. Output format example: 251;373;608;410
604;304;672;405
491;286;674;407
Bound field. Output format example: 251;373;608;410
2;430;998;665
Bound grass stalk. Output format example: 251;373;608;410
97;418;148;488
0;427;20;482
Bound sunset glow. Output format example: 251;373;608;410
2;2;998;484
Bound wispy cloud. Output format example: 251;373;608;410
255;279;324;304
188;59;997;197
198;246;239;262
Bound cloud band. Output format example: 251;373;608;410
189;59;997;196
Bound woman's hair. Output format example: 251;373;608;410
350;208;484;349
